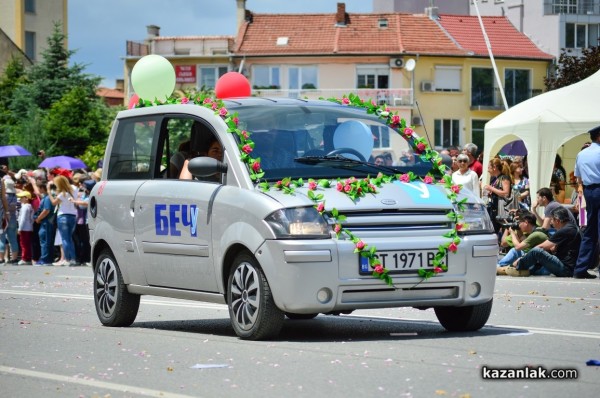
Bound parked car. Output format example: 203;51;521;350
89;97;498;340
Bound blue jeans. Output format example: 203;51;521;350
575;185;600;274
57;214;76;261
38;221;55;264
498;248;524;266
516;247;572;277
0;217;18;257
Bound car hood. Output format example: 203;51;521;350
258;181;476;212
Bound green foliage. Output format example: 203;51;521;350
80;143;107;171
0;21;114;169
545;46;600;90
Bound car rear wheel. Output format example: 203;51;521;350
227;252;284;340
94;249;140;327
434;299;493;332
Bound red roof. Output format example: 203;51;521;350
96;87;125;99
437;15;553;60
235;12;469;57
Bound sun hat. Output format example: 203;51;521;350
16;190;32;199
4;179;16;194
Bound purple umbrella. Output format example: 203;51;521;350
500;140;527;156
38;156;87;170
0;145;32;157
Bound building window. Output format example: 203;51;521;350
566;23;589;48
252;66;280;89
471;67;495;106
434;66;461;92
198;66;228;90
471;120;487;154
505;69;531;107
25;31;36;60
24;0;35;13
356;66;389;89
371;125;391;150
289;66;318;90
434;119;460;149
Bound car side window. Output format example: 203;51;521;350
108;118;159;180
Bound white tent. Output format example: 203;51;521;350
483;69;600;197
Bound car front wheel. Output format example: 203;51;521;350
227;252;284;340
434;299;493;332
94;249;140;327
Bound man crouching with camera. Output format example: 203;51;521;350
505;207;581;277
497;211;548;275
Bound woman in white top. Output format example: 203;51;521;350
48;175;78;266
452;154;481;198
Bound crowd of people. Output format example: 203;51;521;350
0;164;102;267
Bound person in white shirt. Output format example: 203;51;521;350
452;154;480;198
16;190;34;265
47;176;78;266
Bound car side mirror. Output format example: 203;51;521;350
188;157;227;178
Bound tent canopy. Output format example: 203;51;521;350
483;68;600;197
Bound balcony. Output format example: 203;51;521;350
544;0;600;15
471;87;543;110
126;41;149;57
250;88;414;106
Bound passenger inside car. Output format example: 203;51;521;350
179;135;223;181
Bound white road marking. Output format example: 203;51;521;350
0;366;196;398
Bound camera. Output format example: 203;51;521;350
498;213;520;231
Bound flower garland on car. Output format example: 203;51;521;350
135;93;466;286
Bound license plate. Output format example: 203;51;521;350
359;249;447;275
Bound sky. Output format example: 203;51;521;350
68;0;372;87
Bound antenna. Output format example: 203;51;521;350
414;100;434;150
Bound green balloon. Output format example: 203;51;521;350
131;54;176;101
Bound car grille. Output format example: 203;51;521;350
337;210;452;233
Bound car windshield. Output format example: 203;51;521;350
228;100;438;181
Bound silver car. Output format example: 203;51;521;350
89;97;498;340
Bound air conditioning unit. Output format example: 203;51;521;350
421;80;435;92
389;58;404;68
412;116;422;126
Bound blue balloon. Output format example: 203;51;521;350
332;120;374;161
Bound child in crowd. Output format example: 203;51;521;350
16;190;34;265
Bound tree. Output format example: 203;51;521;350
0;57;28;145
545;46;600;90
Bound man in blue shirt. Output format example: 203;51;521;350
33;183;55;266
573;125;600;279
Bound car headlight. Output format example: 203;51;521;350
456;203;494;234
265;207;330;239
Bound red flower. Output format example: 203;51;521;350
451;185;461;194
252;161;261;172
242;144;252;154
203;98;212;104
434;267;443;273
448;242;458;253
336;182;343;192
355;240;365;250
374;265;384;274
391;115;401;126
308;181;317;190
423;176;433;184
334;224;342;234
344;184;352;192
316;202;325;213
211;102;218;110
181;97;189;104
342;98;350;105
403;127;414;137
399;174;410;183
415;143;426;154
232;116;239;126
242;130;249;139
455;223;464;231
219;107;228;116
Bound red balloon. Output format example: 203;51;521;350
128;94;140;109
215;72;251;99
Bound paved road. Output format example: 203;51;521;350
1;265;598;397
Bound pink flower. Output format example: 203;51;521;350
403;127;414;137
316;202;325;213
399;174;410;183
211;102;218;110
219;107;228;116
308;181;317;190
374;265;384;274
434;267;443;274
455;223;464;231
415;143;426;154
344;184;352;192
355;240;365;250
181;97;189;104
342;98;350;105
336;182;344;192
448;242;458;253
252;161;261;172
232;116;239;125
242;144;252;154
451;185;461;194
391;115;401;126
334;224;342;234
203;98;212;104
276;180;283;186
241;130;249;139
423;176;433;184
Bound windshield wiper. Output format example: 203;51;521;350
294;155;399;175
